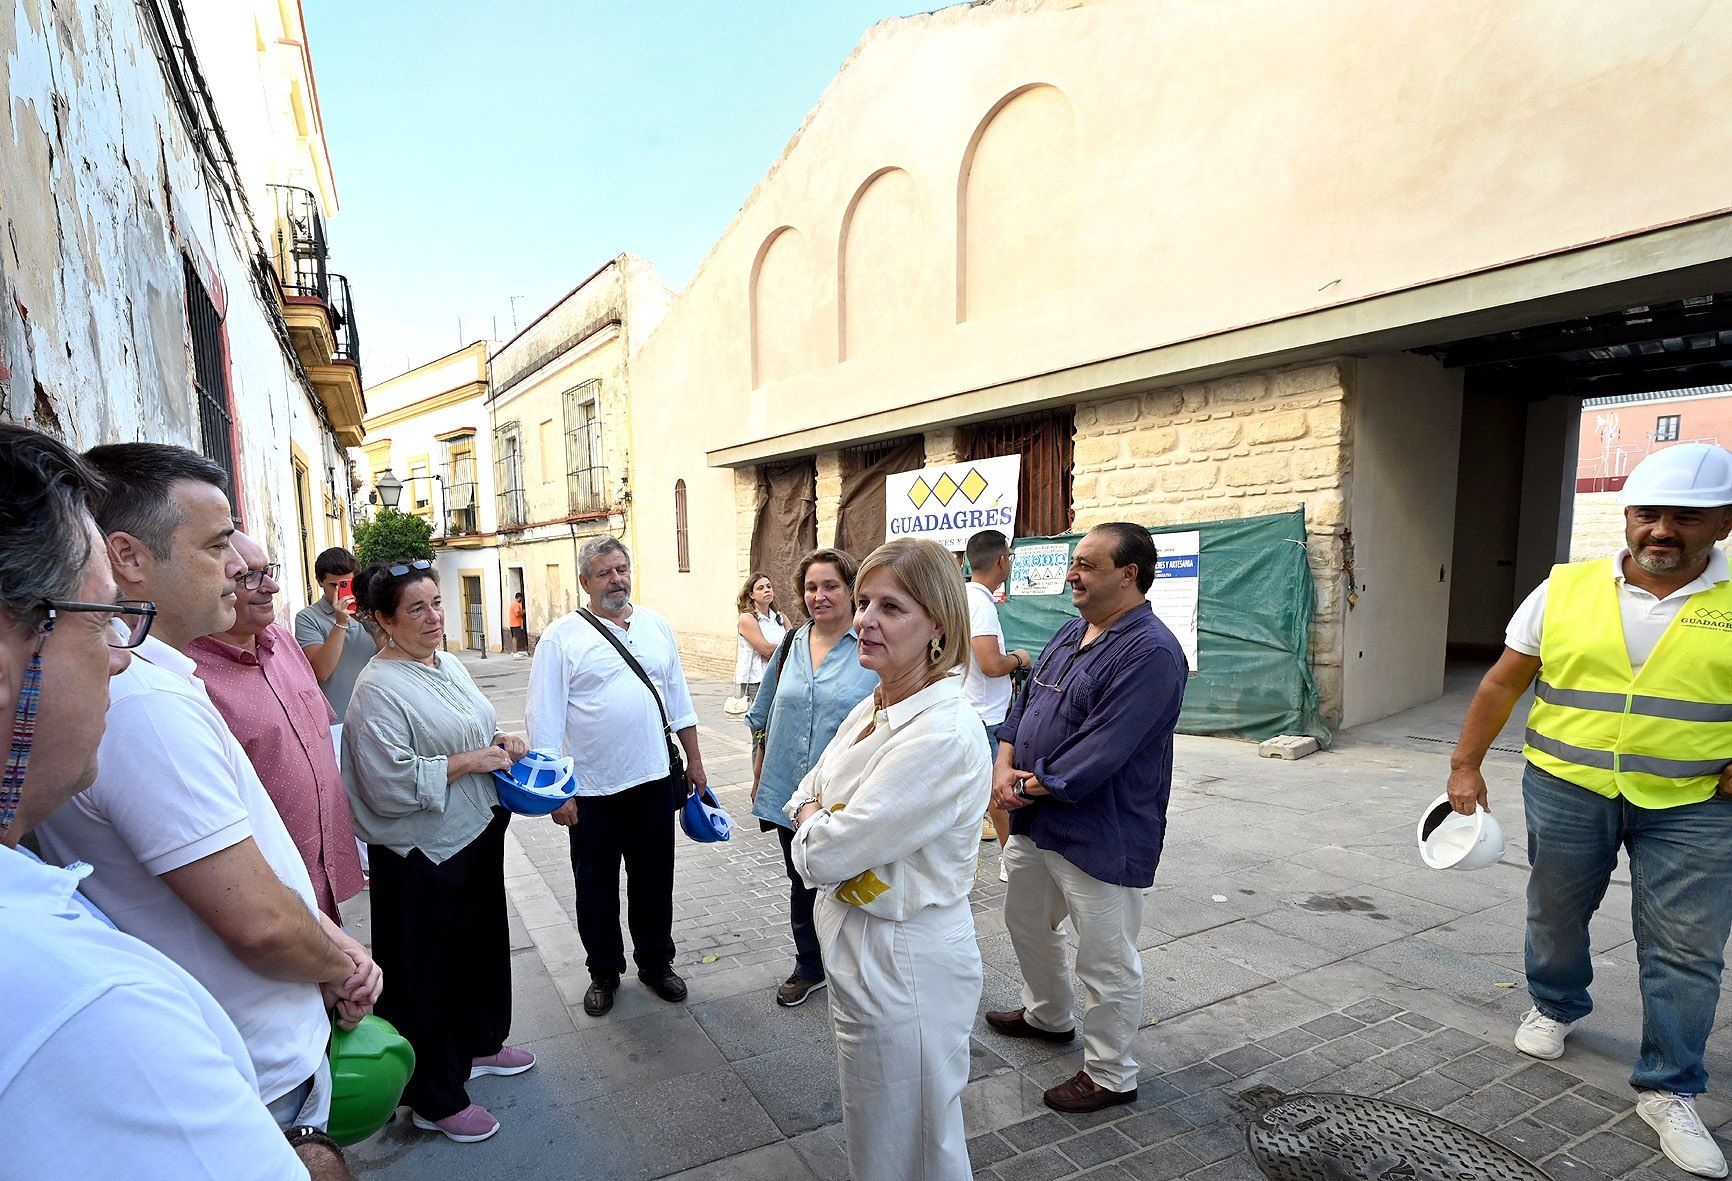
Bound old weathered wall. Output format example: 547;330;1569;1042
1;0;347;609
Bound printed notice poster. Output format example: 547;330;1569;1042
1008;543;1071;596
884;455;1021;551
1147;530;1201;672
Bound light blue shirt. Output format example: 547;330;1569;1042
747;623;878;829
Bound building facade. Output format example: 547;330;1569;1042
486;255;671;642
356;341;503;653
626;0;1732;728
1;0;365;608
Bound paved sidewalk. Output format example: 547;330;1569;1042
343;652;1732;1179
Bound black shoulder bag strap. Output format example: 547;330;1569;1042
579;608;687;801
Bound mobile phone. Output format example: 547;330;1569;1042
336;577;353;611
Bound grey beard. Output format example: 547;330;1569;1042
601;590;631;612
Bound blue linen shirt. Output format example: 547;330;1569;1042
999;602;1187;888
746;623;879;829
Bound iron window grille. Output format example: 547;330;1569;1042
494;422;526;528
269;184;329;301
184;255;238;515
329;273;361;370
565;382;608;515
443;436;479;535
675;480;690;572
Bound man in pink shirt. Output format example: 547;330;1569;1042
189;532;365;919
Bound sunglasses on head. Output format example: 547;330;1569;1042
387;560;433;577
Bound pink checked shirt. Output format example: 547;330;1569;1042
188;623;365;918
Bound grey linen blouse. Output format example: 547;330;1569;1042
341;652;502;864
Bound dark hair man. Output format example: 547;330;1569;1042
35;443;381;1134
0;424;350;1178
296;546;380;719
985;521;1186;1114
963;529;1031;873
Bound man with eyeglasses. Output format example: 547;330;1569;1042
189;532;365;921
0;424;351;1178
984;521;1188;1114
34;443;381;1136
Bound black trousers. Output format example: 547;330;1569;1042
568;776;676;979
775;822;824;983
368;808;512;1121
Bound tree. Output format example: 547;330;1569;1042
353;507;435;569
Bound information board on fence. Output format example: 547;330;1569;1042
1008;542;1071;596
884;455;1021;551
1147;530;1201;672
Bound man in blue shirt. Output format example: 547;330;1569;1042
986;521;1187;1114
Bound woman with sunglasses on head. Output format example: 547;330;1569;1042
341;560;533;1145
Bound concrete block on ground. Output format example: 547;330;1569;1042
1259;734;1320;760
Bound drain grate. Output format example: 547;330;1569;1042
1404;734;1525;757
1241;1089;1551;1181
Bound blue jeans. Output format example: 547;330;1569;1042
1523;762;1732;1094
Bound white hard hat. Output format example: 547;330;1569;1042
1416;794;1507;871
1619;443;1732;509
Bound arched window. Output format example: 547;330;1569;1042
674;480;690;573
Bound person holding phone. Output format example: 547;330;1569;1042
295;548;381;730
342;560;533;1144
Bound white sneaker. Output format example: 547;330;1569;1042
1513;1007;1574;1060
1637;1091;1729;1178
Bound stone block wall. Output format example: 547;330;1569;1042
1070;360;1355;724
815;451;843;546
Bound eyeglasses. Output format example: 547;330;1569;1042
387;559;433;576
41;599;158;649
1030;647;1084;692
236;563;281;590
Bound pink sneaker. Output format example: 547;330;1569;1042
470;1046;536;1079
411;1103;499;1143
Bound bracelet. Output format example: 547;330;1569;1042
284;1126;342;1155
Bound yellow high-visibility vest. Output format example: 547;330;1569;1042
1524;560;1732;808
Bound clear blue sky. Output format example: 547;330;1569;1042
303;1;941;383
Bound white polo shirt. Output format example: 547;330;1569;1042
33;635;329;1105
1505;547;1732;672
962;581;1013;727
0;846;306;1179
525;604;700;796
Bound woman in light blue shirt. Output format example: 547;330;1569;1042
746;547;877;1008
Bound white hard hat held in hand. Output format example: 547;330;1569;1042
1619;443;1732;509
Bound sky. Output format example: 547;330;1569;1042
303;0;941;384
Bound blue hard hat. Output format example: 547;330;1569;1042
492;750;578;816
680;785;732;843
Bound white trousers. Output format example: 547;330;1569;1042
333;723;369;875
814;894;981;1181
1003;835;1147;1092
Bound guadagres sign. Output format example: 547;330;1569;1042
885;456;1021;551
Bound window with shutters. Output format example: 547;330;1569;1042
960;407;1075;538
675;480;690;573
566;381;607;514
494;422;526;529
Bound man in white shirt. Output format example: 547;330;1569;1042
527;536;706;1017
963;530;1030;866
35;443;381;1131
0;424;346;1178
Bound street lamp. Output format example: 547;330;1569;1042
373;468;405;509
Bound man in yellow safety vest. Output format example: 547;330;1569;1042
1447;442;1732;1180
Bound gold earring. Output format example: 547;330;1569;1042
929;636;943;663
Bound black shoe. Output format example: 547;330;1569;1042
776;974;827;1008
583;975;619;1017
637;967;688;1003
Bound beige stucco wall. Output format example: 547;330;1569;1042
628;0;1732;692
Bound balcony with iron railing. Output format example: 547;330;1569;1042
267;184;365;445
329;273;361;367
444;478;479;536
269;184;329;301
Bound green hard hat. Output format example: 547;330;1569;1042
327;1015;415;1146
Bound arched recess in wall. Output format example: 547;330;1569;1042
749;226;824;388
838;167;942;361
956;84;1078;323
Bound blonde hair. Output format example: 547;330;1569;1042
855;538;971;682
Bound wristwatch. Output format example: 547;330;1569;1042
1014;778;1033;802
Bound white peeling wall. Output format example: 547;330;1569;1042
0;0;346;613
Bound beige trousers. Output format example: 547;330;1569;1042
1003;835;1147;1092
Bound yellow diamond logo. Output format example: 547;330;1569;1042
958;467;988;503
932;473;960;505
908;476;933;508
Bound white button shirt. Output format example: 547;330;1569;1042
525;605;699;797
1506;547;1732;672
0;846;305;1179
786;676;993;922
33;635;329;1105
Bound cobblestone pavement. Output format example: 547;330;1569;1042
344;651;1732;1179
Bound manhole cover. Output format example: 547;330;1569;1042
1242;1089;1551;1181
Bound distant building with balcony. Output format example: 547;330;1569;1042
357;341;504;654
486;255;671;642
1;0;364;608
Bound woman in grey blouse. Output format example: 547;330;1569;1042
342;561;531;1145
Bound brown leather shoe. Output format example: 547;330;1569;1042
1043;1070;1138;1113
985;1008;1077;1043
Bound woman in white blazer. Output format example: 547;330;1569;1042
785;538;992;1181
